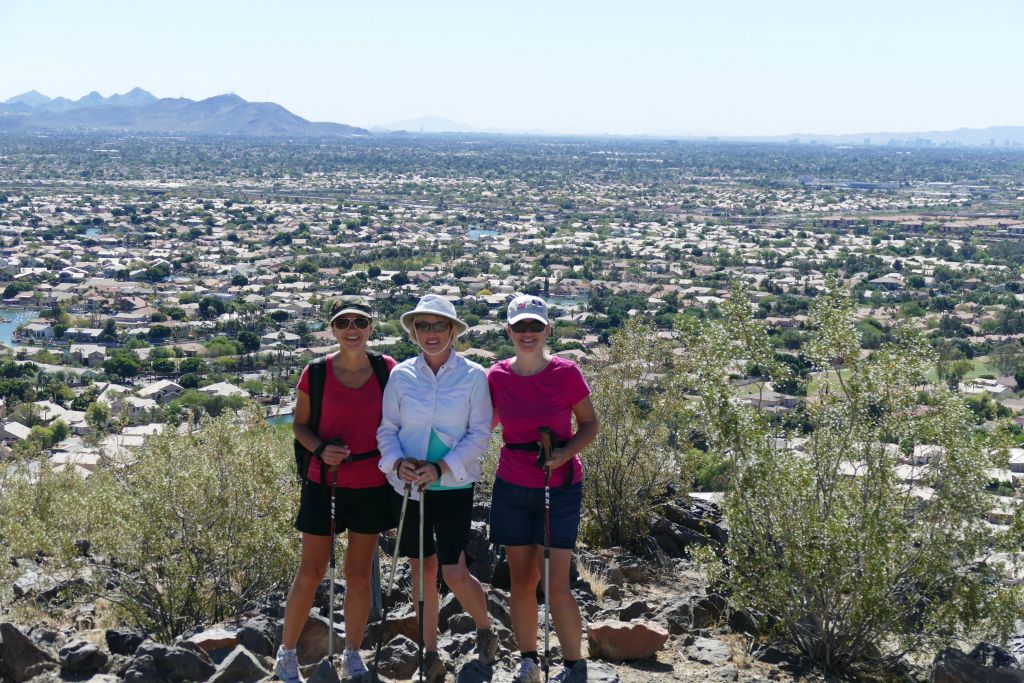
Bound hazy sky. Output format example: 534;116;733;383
3;0;1022;136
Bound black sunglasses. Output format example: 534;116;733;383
510;320;547;333
414;321;452;333
333;317;370;329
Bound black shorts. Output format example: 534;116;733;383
295;481;397;536
394;486;474;565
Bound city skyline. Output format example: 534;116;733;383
4;0;1023;137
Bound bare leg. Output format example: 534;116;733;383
342;531;380;650
506;545;542;653
281;533;331;649
409;554;440;651
544;548;582;660
441;551;490;629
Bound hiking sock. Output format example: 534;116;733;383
522;651;540;663
563;659;581;669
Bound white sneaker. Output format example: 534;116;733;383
274;646;303;683
340;649;368;679
512;657;542;683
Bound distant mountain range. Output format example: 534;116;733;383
0;88;367;137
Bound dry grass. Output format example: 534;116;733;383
577;559;612;604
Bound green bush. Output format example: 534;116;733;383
0;406;300;642
579;319;688;549
678;280;1024;675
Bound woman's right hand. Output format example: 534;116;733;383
396;458;418;483
321;443;350;468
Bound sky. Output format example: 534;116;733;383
3;0;1023;137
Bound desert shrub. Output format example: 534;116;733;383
579;319;688;549
0;406;300;642
678;281;1024;675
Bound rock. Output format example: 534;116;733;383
375;635;419;680
438;593;464;629
455;658;493;683
485;592;512;631
586;620;668;661
465;521;498;584
361;604;419;650
59;639;108;674
106;629;147;656
184;627;237;652
726;606;759;636
448;613;476;635
932;647;1024;683
0;622;59;683
688;636;731;666
121;654;162;683
583;660;622;682
208;646;270;683
306;658;341;683
691;594;726;628
295;612;345;666
618;600;650;621
970;642;1020;670
602;584;625;603
235;617;275;658
127;640;216;683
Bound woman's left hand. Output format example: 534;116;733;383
414;460;442;487
544;447;573;472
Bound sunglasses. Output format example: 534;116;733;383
510;320;547;333
333;317;370;329
414;321;452;333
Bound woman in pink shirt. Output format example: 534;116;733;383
487;295;598;683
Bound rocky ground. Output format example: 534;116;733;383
2;490;1024;682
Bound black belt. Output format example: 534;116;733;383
504;440;569;452
504;440;575;489
315;448;381;464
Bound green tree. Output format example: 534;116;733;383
579;320;687;549
0;407;298;642
103;352;141;380
677;281;1024;675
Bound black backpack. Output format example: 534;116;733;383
293;351;391;484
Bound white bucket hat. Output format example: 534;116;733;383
400;294;469;339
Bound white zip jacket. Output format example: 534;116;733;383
377;352;492;500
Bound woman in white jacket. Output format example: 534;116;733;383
377;294;498;681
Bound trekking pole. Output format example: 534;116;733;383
538;428;554;683
328;464;338;663
418;478;426;683
373;482;411;677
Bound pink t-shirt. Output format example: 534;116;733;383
297;353;397;488
487;356;590;488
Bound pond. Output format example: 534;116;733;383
468;229;499;241
0;309;39;348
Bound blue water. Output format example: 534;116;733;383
548;296;585;309
85;228;100;237
469;229;499;241
266;414;294;426
0;309;39;347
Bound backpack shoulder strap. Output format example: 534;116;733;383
307;355;330;432
366;350;390;392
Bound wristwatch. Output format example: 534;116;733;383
312;442;328;460
430;462;443;480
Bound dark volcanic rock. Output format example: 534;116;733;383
932;647;1024;683
207;646;269;683
106;629;147;656
375;634;419;680
58;639;108;674
0;622;59;683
